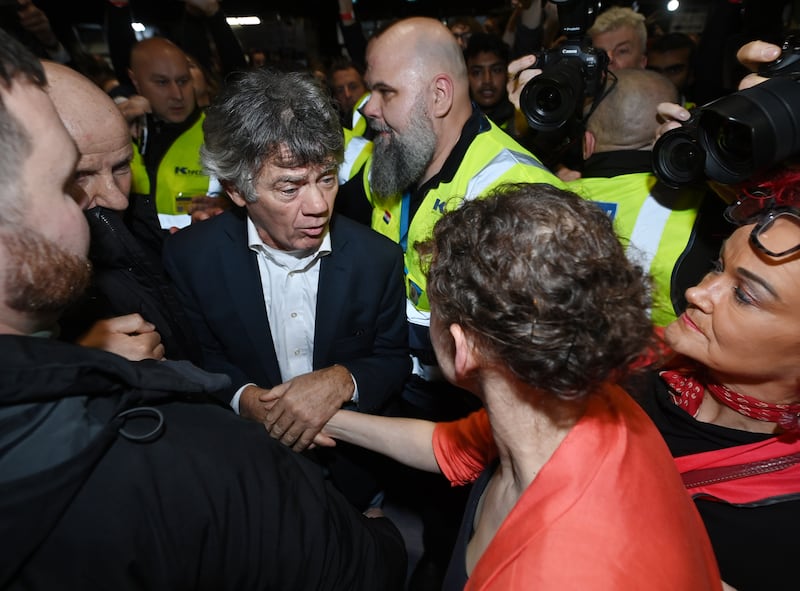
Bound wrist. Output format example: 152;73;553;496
340;11;355;23
331;364;356;404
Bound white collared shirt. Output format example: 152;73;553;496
230;218;358;413
247;216;331;382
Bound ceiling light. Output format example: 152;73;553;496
226;16;261;26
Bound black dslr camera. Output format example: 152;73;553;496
653;34;800;188
519;0;609;132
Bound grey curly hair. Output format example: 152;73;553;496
201;68;344;203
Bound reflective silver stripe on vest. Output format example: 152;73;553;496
627;193;673;272
463;149;547;202
407;299;430;327
339;135;370;184
351;94;369;129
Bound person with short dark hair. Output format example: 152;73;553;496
449;16;483;50
0;28;406;591
319;183;722;590
648;32;697;103
327;57;367;128
463;33;520;136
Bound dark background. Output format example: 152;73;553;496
24;0;701;28
13;0;720;59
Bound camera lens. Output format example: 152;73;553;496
715;121;752;162
698;76;800;184
521;81;575;131
536;88;563;113
520;58;584;131
652;128;706;188
670;141;701;171
700;112;753;178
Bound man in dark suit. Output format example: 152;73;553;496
163;68;410;508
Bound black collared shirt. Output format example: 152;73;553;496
140;108;204;178
581;149;653;178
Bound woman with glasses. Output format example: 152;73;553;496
634;174;800;591
316;183;722;590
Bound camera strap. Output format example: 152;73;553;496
584;70;618;123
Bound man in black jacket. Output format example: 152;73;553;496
44;60;198;362
0;30;406;590
163;68;410;510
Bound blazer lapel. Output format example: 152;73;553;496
313;219;351;368
221;211;283;386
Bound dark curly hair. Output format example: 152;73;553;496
426;183;653;400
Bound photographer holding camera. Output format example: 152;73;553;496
655;41;783;137
653;35;800;190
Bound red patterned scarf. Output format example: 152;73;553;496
660;370;800;433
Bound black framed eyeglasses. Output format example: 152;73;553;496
727;198;800;258
748;208;800;258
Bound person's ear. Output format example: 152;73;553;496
450;323;479;379
128;69;140;95
431;74;454;118
223;181;248;207
582;129;596;160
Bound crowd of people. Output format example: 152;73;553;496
1;1;798;590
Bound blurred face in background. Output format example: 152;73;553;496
647;47;692;93
129;41;195;124
331;66;366;117
467;51;507;109
450;23;472;50
591;25;647;71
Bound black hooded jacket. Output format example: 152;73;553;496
0;336;406;590
59;206;200;362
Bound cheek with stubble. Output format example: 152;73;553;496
1;229;92;315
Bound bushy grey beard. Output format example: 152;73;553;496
2;229;92;318
369;96;437;200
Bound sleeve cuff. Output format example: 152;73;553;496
231;383;256;414
349;373;359;405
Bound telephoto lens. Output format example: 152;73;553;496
653;74;800;186
699;75;800;184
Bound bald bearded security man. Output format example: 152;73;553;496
44;61;199;362
335;17;565;586
338;17;564;388
126;37;216;229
